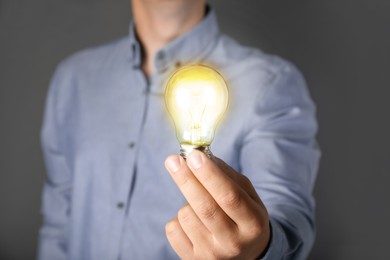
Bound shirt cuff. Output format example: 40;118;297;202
260;218;285;260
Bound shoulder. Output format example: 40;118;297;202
211;34;307;103
46;36;130;115
211;35;302;91
210;35;315;133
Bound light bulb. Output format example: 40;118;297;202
165;64;229;158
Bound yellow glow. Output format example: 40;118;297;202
165;64;229;146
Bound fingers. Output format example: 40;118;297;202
185;151;265;230
165;152;270;259
177;204;211;250
213;157;262;204
165;155;237;243
165;216;193;258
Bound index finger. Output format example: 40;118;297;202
165;154;237;243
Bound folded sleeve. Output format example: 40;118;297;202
38;63;73;260
239;61;321;259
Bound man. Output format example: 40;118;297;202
38;0;320;259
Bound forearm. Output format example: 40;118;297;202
39;62;74;260
239;59;319;259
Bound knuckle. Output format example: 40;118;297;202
177;174;191;188
227;238;243;257
220;190;241;210
247;219;264;238
198;201;218;220
197;170;213;185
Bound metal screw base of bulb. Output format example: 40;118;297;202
180;144;213;159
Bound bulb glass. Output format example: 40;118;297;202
165;64;229;149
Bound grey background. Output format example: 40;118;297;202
0;0;389;259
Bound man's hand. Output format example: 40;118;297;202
164;150;270;259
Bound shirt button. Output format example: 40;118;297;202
117;202;124;209
156;51;165;61
128;142;135;149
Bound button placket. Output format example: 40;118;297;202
156;51;165;61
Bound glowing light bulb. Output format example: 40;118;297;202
165;64;229;158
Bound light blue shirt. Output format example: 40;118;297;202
38;9;320;260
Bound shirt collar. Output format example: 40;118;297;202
128;22;142;69
128;7;220;75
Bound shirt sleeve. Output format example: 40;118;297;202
38;64;73;260
239;61;320;259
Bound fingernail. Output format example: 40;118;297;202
188;151;203;169
166;155;181;173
